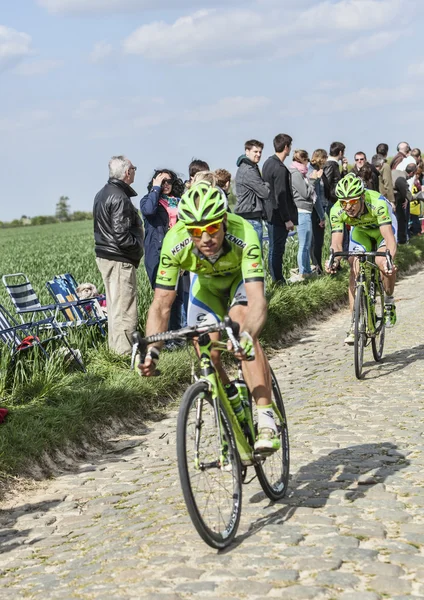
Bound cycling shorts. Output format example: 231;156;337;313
187;273;247;327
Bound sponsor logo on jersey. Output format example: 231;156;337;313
246;245;260;260
157;275;172;282
251;262;259;268
171;238;191;256
160;270;166;275
161;254;173;268
226;233;246;248
196;313;207;323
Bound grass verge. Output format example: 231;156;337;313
1;235;424;483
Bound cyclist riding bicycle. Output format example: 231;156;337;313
139;181;280;453
326;173;397;345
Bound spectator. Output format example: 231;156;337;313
351;151;379;191
410;163;423;236
308;149;328;274
324;141;349;251
94;155;144;355
390;142;415;170
289;149;318;282
374;144;395;207
214;168;232;197
140;169;185;286
140;169;186;333
357;162;376;190
186;159;210;188
323;141;348;212
192;170;217;186
234;139;269;247
392;163;417;243
262;133;297;284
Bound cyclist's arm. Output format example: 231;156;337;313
145;288;177;346
330;231;344;253
242;281;267;339
380;223;397;260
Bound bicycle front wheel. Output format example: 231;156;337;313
177;381;242;549
254;368;290;500
371;275;385;361
354;285;367;379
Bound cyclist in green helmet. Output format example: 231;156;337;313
326;173;397;344
140;181;280;454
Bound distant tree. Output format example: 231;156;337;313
71;211;93;221
55;196;71;221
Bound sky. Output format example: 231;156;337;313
1;0;424;221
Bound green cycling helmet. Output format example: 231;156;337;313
178;182;227;224
335;173;365;200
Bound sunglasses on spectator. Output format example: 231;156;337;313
185;218;223;238
162;178;174;185
340;198;361;208
355;157;365;162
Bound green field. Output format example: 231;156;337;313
0;220;423;482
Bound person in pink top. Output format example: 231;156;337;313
140;169;186;334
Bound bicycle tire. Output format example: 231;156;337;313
177;380;242;549
371;274;385;362
254;368;290;500
354;285;367;379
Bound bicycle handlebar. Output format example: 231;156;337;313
328;249;394;273
130;316;243;371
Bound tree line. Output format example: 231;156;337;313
0;196;93;229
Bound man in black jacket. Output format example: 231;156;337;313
94;155;144;355
262;133;298;284
323;141;348;212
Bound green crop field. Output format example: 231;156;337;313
0;219;423;482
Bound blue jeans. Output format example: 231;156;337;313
266;222;289;282
245;218;263;248
297;212;313;274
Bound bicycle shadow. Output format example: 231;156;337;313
225;441;409;551
361;343;424;380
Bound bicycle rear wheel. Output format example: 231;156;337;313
371;275;385;361
254;368;290;500
177;381;242;549
354;285;367;379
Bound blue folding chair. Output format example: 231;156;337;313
46;274;107;336
0;302;85;371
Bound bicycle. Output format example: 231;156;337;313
328;249;393;379
131;317;289;549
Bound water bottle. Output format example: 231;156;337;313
225;382;246;424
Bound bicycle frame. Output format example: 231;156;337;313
355;256;383;338
195;333;285;467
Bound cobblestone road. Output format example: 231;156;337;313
1;269;424;599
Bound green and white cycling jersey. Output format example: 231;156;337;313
156;213;264;325
330;189;397;252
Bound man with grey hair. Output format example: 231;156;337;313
93;155;144;354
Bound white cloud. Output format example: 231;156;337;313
38;0;242;15
298;0;403;32
123;9;282;65
122;0;406;66
13;59;63;76
407;61;424;77
89;42;113;63
300;84;418;115
0;25;32;71
343;30;402;58
185;96;271;122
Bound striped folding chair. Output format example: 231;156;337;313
2;273;61;326
0;302;85;371
46;274;107;336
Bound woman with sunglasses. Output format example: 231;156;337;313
140;169;186;332
326;174;398;345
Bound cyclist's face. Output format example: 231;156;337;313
342;196;363;217
190;217;226;256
